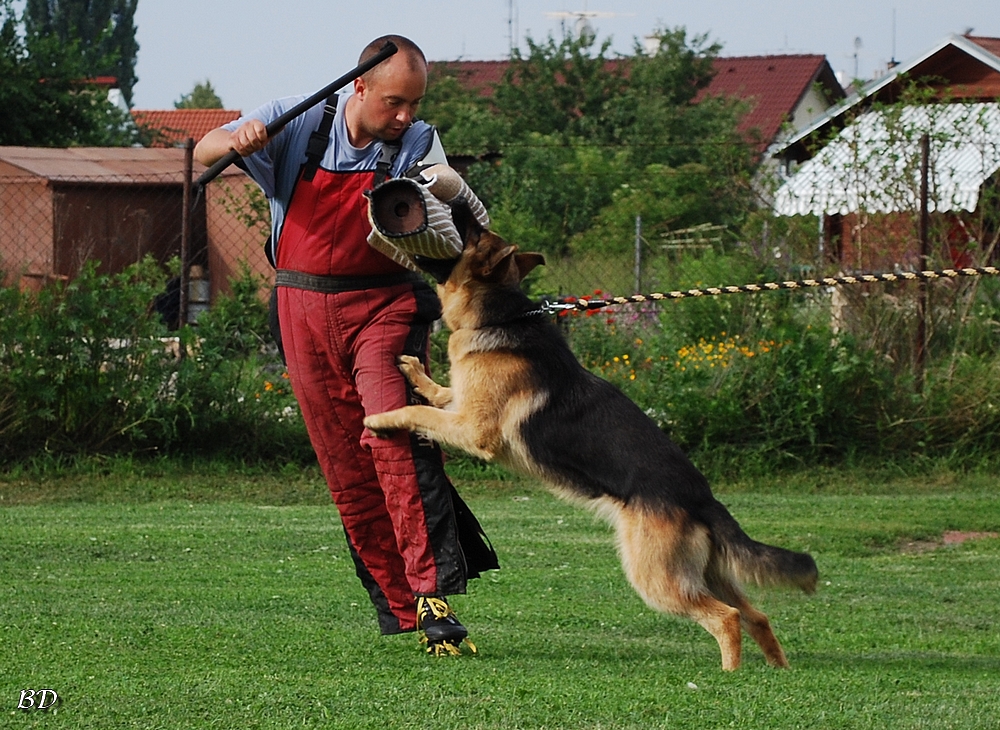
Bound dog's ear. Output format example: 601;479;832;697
450;200;484;248
480;241;518;282
515;253;545;281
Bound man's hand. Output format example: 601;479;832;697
229;119;269;156
194;119;270;167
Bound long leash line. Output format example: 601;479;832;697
539;266;1000;314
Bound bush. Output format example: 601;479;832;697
0;260;311;465
0;259;179;457
5;251;1000;476
559;263;1000;476
171;267;312;463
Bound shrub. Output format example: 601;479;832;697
0;259;180;458
0;260;311;465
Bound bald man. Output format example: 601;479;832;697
196;35;492;656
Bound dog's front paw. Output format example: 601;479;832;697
397;354;426;386
363;414;398;439
398;354;422;371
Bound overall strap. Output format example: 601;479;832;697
302;94;339;182
302;93;404;184
374;138;401;186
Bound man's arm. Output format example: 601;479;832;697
194;119;270;167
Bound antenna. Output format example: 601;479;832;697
544;5;633;46
507;0;519;54
853;36;863;79
891;8;897;66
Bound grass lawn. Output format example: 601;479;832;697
2;464;999;729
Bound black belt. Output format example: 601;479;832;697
275;269;422;293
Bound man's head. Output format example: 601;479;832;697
350;36;427;145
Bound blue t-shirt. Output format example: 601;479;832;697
224;92;446;244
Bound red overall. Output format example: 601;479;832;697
275;165;466;634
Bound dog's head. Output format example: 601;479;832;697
412;202;545;330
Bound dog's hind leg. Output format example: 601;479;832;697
707;575;789;668
611;504;743;670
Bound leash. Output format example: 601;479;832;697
539;265;1000;314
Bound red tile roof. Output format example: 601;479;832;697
967;35;1000;58
85;76;119;88
698;55;843;150
429;60;509;97
131;109;242;147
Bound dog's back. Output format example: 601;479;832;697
507;311;816;590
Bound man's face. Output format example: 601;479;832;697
354;55;427;142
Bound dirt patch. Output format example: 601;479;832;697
942;530;999;544
899;531;999;554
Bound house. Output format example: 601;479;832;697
130;109;243;148
772;34;1000;272
697;54;845;156
428;53;845;168
0;146;270;303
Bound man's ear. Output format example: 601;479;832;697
450;200;483;248
515;253;545;281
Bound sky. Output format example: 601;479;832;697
129;0;1000;112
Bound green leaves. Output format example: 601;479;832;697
174;80;224;110
0;261;308;464
0;0;138;146
422;26;755;256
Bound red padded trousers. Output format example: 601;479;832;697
277;280;466;634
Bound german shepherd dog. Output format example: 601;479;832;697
364;207;817;670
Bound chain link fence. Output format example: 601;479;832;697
1;144;996;333
0;146;272;327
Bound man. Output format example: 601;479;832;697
195;35;492;655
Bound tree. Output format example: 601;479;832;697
0;1;136;146
23;0;139;106
421;27;756;255
492;34;629;142
174;80;224;109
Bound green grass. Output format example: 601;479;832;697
2;466;999;729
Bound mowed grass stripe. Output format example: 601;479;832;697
2;474;999;729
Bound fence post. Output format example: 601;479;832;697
633;215;642;293
916;133;930;392
180;137;194;342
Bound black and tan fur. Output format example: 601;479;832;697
364;208;817;670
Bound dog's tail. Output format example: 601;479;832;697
700;499;818;594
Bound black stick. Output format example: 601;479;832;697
193;41;398;188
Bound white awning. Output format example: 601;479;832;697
774;103;1000;216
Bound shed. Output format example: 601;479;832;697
0;147;270;300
